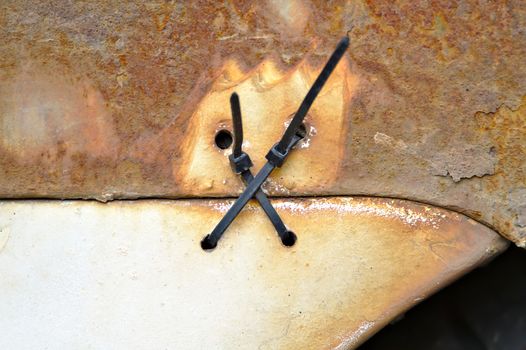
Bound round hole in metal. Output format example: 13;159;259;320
214;129;233;149
281;230;297;247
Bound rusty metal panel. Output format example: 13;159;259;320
0;1;524;245
0;197;507;349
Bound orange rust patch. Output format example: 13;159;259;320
0;64;118;162
173;56;359;195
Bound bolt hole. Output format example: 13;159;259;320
296;123;307;139
214;129;233;149
281;230;297;247
201;235;217;250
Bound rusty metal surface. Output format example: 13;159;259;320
0;1;525;245
0;197;508;349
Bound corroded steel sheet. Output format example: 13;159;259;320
0;197;507;349
0;1;525;245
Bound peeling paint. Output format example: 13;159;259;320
429;145;497;182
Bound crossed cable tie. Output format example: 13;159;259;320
201;36;350;250
228;92;297;246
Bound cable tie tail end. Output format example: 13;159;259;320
201;234;218;251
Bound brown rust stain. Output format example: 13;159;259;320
474;98;526;244
0;1;525;245
0;65;118;160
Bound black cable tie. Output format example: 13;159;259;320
230;93;244;159
276;36;349;154
201;36;350;250
228;93;296;246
